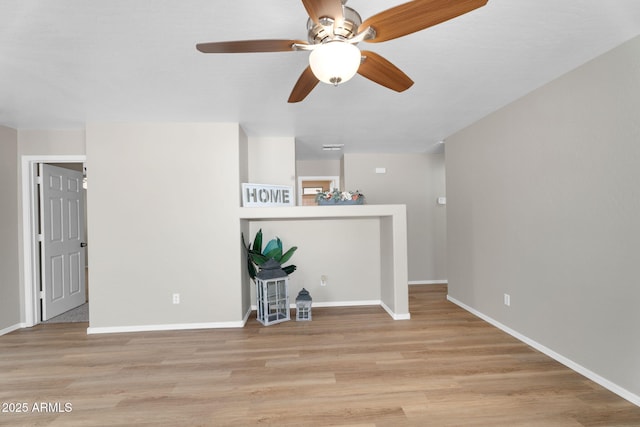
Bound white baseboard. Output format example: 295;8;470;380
88;300;412;335
311;300;381;308
447;294;640;408
249;300;411;320
87;320;246;335
0;323;27;336
408;280;448;285
381;301;411;320
241;307;252;326
251;300;381;312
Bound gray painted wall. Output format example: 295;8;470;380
344;152;447;282
446;35;640;397
248;140;382;306
296;159;342;178
239;128;251;317
18;129;86;156
248;218;381;304
0;126;20;331
86;123;246;327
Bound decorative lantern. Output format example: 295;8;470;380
255;259;290;326
295;288;312;321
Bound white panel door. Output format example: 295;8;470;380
40;164;86;320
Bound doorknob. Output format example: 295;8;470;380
80;242;88;248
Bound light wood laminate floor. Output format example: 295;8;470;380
1;285;639;426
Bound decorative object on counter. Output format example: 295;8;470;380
315;189;365;205
242;229;297;325
241;183;294;207
295;288;312;321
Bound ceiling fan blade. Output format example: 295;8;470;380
302;0;344;24
358;51;414;92
288;66;320;103
196;39;306;53
360;0;488;43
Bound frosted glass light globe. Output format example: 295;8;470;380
309;41;361;86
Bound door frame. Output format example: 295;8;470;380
21;155;86;327
296;175;340;206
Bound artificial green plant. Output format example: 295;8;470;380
242;229;297;281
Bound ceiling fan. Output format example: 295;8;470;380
196;0;488;103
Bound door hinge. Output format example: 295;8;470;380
39;290;45;299
36;176;43;185
38;234;44;242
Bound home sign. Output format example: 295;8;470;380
242;183;294;207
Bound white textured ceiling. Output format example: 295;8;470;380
1;1;640;159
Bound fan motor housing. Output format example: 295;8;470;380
307;6;362;44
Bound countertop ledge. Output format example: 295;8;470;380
238;204;406;219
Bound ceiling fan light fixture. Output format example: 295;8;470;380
309;41;361;86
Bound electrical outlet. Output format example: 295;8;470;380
173;293;180;304
320;275;327;286
504;293;510;307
